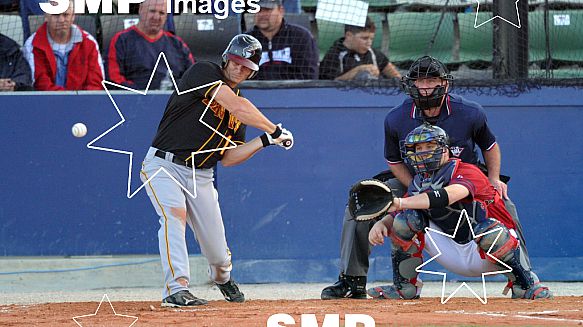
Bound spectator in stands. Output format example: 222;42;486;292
247;0;318;80
106;0;194;90
0;33;33;91
23;1;104;90
320;17;401;81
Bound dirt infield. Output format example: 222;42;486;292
1;297;582;326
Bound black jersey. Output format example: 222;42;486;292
151;61;246;169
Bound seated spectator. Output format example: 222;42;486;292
319;16;401;80
247;0;318;80
23;1;104;90
1;33;33;91
106;0;194;90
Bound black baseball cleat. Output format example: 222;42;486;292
321;274;367;300
216;279;245;303
161;290;208;307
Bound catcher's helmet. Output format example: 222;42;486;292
400;123;449;175
401;56;453;111
222;34;262;79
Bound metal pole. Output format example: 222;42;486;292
493;0;529;79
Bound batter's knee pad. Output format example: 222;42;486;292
474;218;518;263
391;210;426;252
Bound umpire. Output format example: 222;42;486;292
141;34;294;307
321;56;527;299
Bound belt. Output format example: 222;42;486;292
155;149;193;168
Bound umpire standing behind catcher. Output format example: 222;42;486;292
322;56;528;300
140;34;294;307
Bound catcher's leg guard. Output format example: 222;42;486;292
474;219;552;299
368;210;425;300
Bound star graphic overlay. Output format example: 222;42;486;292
415;209;512;304
88;52;239;199
474;0;521;29
72;294;138;327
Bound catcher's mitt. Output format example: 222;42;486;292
348;179;394;221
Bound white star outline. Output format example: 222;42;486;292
72;294;138;327
414;209;512;304
88;52;238;199
474;0;521;29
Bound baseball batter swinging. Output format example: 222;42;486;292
140;34;294;307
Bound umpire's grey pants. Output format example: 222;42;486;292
338;178;527;277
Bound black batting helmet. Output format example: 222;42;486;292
222;34;262;79
401;56;453;111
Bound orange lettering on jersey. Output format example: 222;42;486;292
201;99;242;133
202;98;226;120
228;115;242;132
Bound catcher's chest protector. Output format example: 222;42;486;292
408;161;487;244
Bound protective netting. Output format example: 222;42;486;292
310;0;583;95
1;0;582;94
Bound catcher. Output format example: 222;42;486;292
351;124;552;300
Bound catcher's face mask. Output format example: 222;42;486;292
401;56;453;110
400;123;450;175
405;141;447;174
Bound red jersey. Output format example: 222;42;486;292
447;159;515;229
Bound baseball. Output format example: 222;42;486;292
72;123;87;138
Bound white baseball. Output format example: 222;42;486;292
72;123;87;138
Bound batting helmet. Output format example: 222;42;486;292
222;34;262;79
401;56;453;111
400;123;449;175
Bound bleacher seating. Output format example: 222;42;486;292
529;10;583;63
387;12;454;64
0;14;23;45
457;12;493;64
301;0;317;12
173;14;241;64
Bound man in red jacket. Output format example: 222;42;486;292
23;1;104;91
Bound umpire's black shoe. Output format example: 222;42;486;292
161;290;208;307
321;274;367;300
216;279;245;303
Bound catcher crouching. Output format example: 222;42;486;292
349;124;552;300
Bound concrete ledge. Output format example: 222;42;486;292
1;256;581;294
0;256;209;293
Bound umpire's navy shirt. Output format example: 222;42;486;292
384;94;497;171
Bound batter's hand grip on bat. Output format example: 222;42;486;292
278;128;294;150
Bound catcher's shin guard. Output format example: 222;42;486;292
369;210;425;300
474;219;552;299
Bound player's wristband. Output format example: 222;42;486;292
270;126;282;139
427;188;449;208
260;133;272;147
